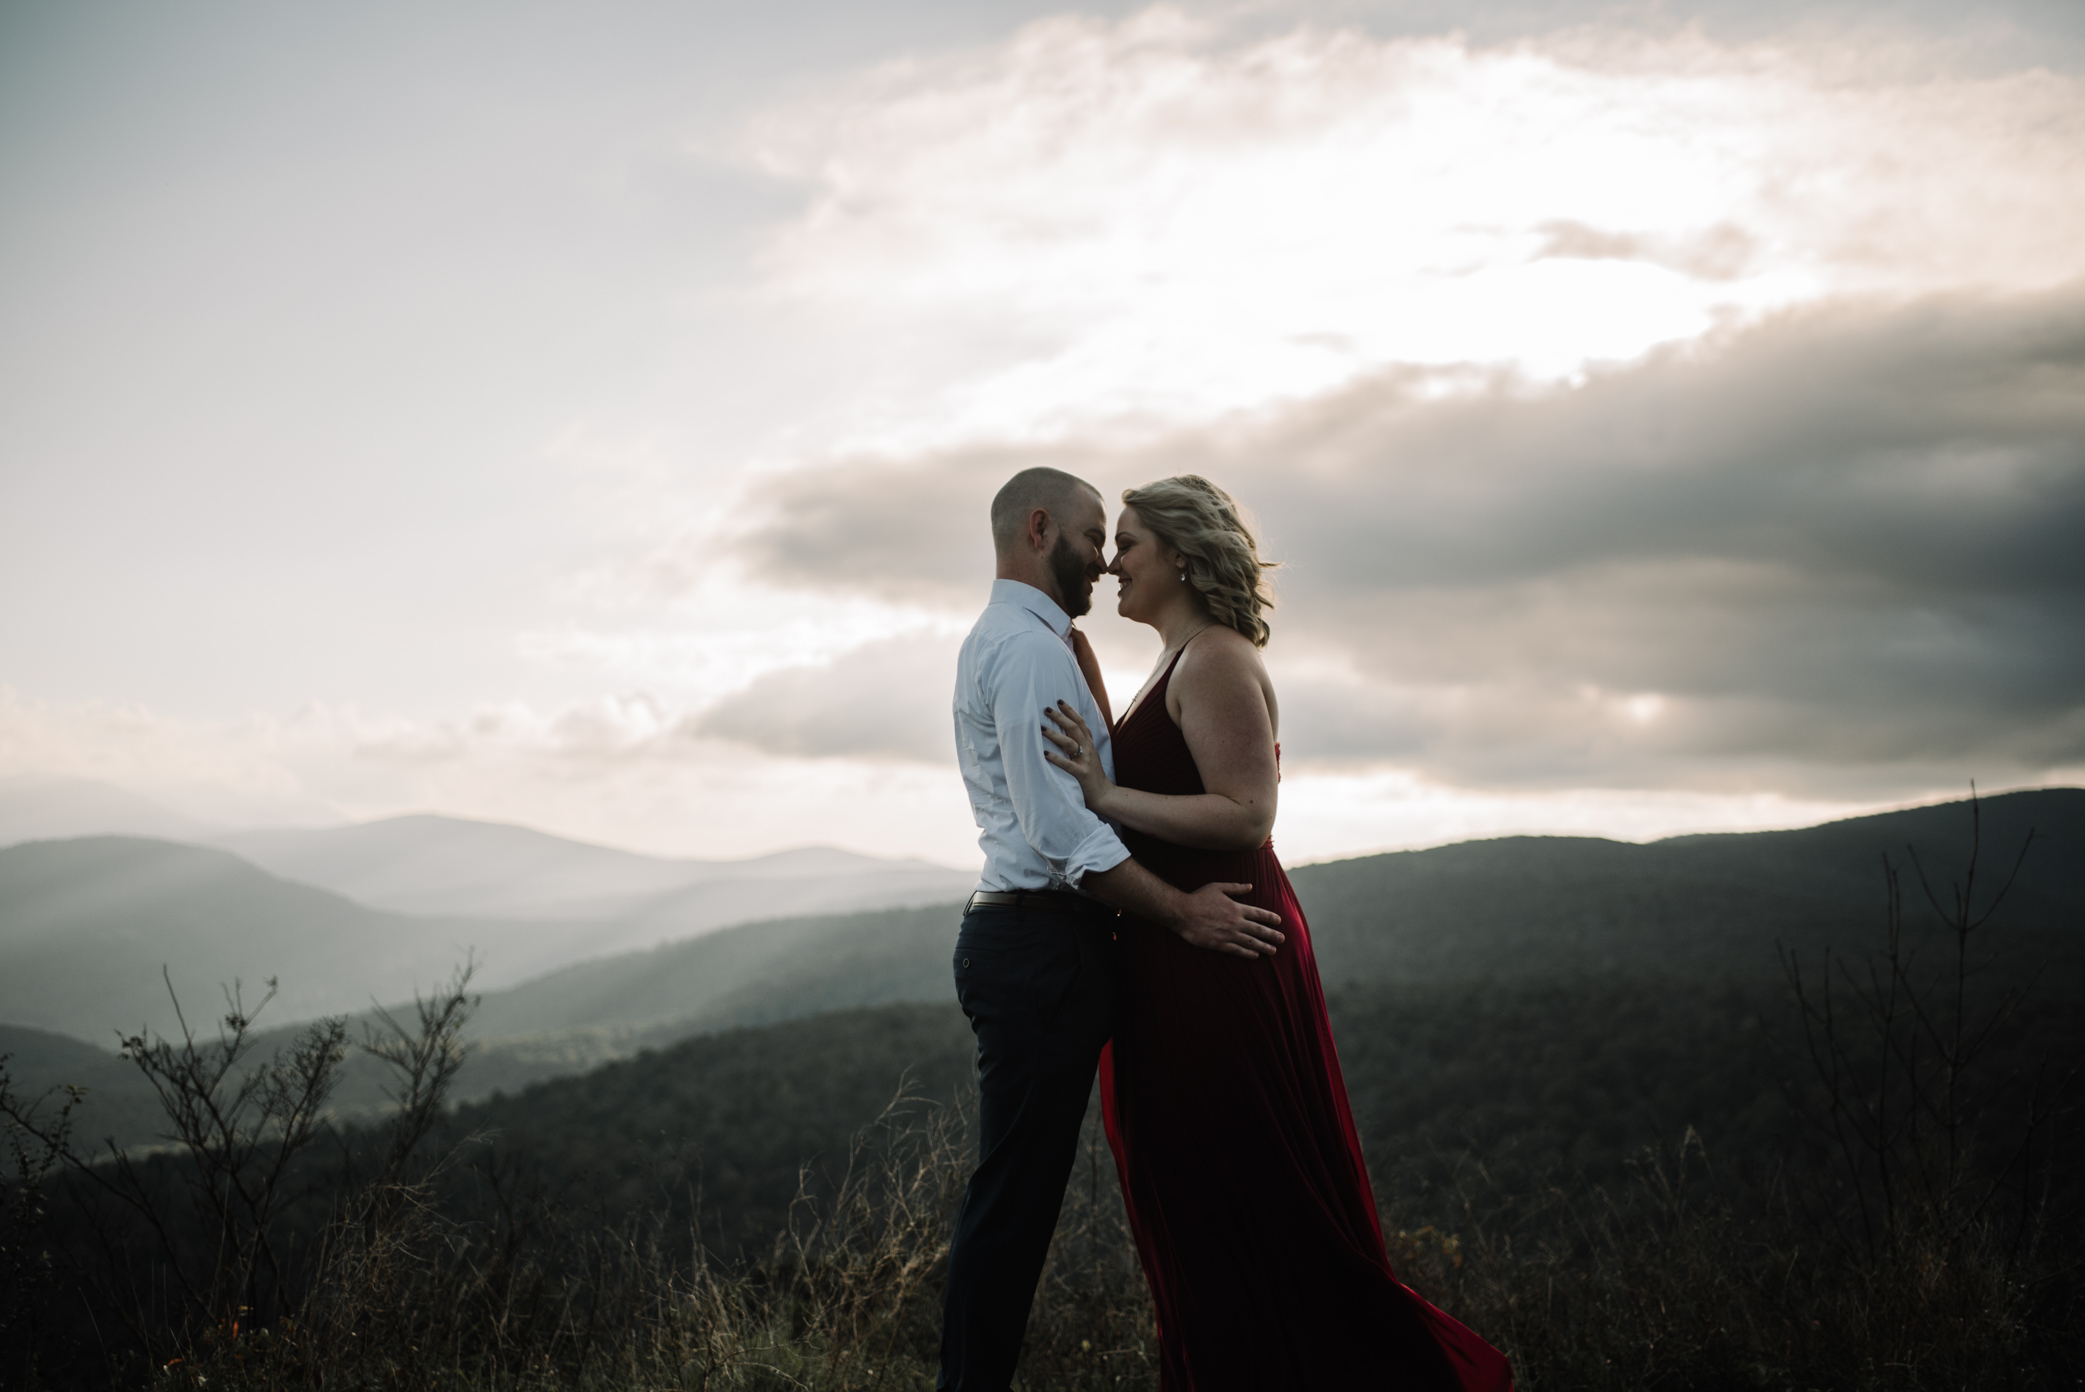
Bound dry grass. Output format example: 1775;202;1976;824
1385;1130;2075;1391
99;1099;2072;1392
115;1088;1149;1392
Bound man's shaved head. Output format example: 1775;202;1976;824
991;467;1102;556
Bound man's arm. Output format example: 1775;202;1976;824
1081;858;1284;960
992;630;1132;883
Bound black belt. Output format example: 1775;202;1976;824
965;889;1119;920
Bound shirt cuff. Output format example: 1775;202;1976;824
1063;823;1132;889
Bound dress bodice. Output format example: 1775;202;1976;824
1112;645;1206;798
1110;642;1274;879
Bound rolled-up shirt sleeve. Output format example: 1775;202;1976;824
990;632;1131;888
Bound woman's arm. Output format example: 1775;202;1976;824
1068;626;1113;729
1044;633;1278;852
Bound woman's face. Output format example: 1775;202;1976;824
1108;506;1178;625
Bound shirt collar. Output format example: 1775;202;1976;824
991;578;1073;641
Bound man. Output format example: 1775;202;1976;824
941;466;1285;1392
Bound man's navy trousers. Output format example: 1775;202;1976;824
939;900;1121;1392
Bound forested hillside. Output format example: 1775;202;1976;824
0;837;584;1036
1297;788;2082;985
437;977;2081;1262
453;787;2085;1047
412;786;2085;1066
9;790;2076;1149
410;788;2085;1256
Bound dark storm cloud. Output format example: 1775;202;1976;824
1269;296;2085;600
727;291;2085;786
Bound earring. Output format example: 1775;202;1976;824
1179;572;1187;582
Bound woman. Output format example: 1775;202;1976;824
1043;476;1511;1392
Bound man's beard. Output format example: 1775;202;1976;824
1049;532;1094;619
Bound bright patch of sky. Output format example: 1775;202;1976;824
750;15;2085;445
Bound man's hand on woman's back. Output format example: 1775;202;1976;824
1170;880;1284;958
1083;861;1283;959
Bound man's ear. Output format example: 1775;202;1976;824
1026;507;1053;553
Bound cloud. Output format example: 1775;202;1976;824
692;633;962;761
1534;220;1759;281
744;13;2085;436
727;290;2085;793
730;450;1014;605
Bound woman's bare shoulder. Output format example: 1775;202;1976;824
1169;625;1278;750
1175;624;1271;693
1194;623;1266;663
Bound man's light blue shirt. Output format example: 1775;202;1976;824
954;579;1131;893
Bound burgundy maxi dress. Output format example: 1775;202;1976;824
1099;647;1512;1392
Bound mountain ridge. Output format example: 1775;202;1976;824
0;830;976;1047
0;775;222;847
211;813;970;920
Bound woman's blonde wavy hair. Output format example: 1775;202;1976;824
1121;475;1278;647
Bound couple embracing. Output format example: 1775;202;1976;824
942;468;1511;1391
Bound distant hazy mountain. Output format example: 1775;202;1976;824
0;818;971;1053
212;814;974;925
0;776;218;847
0;837;608;1040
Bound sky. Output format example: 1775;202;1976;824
2;0;2082;866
